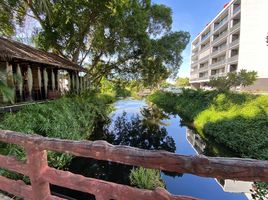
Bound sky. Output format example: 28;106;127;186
152;0;228;78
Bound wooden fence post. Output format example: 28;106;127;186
26;147;50;200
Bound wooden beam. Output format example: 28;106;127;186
0;175;33;200
44;167;200;200
0;155;29;175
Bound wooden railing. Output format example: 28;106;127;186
0;130;268;200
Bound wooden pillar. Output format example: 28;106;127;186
51;69;55;91
56;70;60;91
16;64;23;100
26;147;50;200
43;68;48;98
76;73;79;93
6;62;14;88
4;62;14;103
80;77;82;92
27;65;33;100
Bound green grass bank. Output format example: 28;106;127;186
149;89;268;160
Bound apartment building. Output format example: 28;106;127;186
190;0;268;91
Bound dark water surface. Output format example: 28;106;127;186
111;99;249;200
53;99;250;200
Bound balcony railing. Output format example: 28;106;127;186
228;55;239;63
199;66;209;72
233;6;241;15
212;32;228;44
198;55;209;63
199;45;210;54
210;73;227;79
229;39;239;48
210;59;226;68
201;33;211;43
211;45;227;56
230;22;240;32
214;16;228;31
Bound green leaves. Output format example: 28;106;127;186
208;69;258;92
130;167;165;190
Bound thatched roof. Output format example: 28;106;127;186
0;37;85;72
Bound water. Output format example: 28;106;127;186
111;99;248;200
54;98;250;199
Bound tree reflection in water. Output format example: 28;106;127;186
52;106;179;199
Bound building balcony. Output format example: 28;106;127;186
214;17;228;31
201;33;211;44
199;66;209;72
211;45;227;57
230;22;240;33
233;6;241;15
228;55;239;63
210;59;226;68
210;73;227;79
198;55;209;63
212;32;228;45
229;39;239;48
199;45;210;53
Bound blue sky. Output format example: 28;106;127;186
152;0;228;78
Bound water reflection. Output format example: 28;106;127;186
52;104;177;199
186;128;253;198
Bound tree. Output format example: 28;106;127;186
175;77;190;87
207;69;257;92
0;0;190;86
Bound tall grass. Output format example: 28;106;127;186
0;91;115;168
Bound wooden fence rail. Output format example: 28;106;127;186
0;130;268;200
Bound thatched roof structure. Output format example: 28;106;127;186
0;37;85;72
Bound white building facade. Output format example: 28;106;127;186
189;0;268;91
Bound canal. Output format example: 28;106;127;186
54;98;251;200
112;99;249;200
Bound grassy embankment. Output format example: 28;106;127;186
149;89;268;160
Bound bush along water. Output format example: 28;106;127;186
149;89;268;160
0;90;115;171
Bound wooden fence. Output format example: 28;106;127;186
0;130;268;200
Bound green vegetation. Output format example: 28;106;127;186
149;89;268;160
175;77;190;87
129;167;165;190
0;91;115;168
1;0;190;86
208;69;257;92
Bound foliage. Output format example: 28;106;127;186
149;90;268;160
208;69;257;92
175;77;190;87
1;0;190;86
0;91;114;168
252;182;268;200
0;71;14;103
129;167;165;190
100;78;131;98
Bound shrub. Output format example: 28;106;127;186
129;167;165;190
0;91;115;168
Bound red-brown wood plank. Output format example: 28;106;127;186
0;130;267;182
0;155;29;175
44;167;201;200
0;175;33;200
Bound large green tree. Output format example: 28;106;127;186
0;0;190;86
